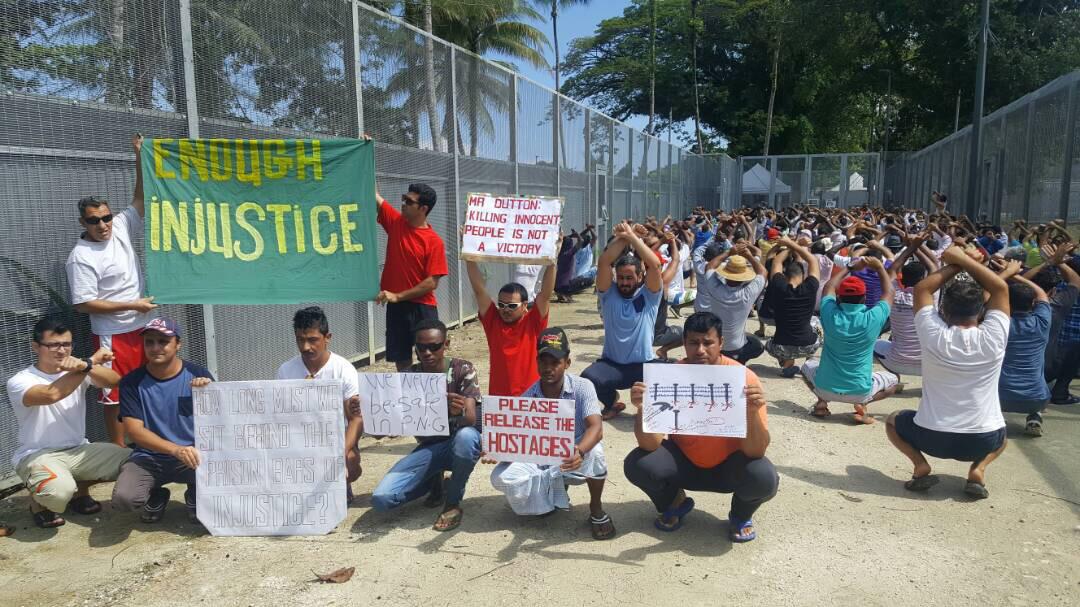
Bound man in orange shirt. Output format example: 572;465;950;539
624;312;778;543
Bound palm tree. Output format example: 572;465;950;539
689;0;703;152
434;0;550;157
531;0;592;93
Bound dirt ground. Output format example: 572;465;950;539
3;292;1079;607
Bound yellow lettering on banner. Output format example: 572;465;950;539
161;200;189;253
153;139;176;179
310;205;338;254
233;202;265;261
296;140;322;181
209;139;232;181
292;205;307;253
339;204;363;253
235;140;262;187
207;202;234;258
149;197;161;251
189;201;207;254
266;204;291;254
263;140;291;179
178;140;209;181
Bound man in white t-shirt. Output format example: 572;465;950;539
885;245;1010;500
6;316;130;528
65;135;158;446
275;307;364;496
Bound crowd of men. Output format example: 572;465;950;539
4;135;1078;542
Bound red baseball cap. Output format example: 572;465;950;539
766;228;781;240
837;276;867;297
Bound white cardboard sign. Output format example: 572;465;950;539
481;396;576;466
642;364;747;437
194;379;347;537
461;192;563;264
358;373;449;436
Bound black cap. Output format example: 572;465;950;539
537;327;570;359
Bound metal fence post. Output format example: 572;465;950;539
1021;103;1037;221
839;154;849;208
554;94;561;196
1059;82;1078;225
450;47;463;325
510;74;519;195
177;0;218;378
350;0;377;366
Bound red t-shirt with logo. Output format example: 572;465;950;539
480;304;548;397
377;200;448;307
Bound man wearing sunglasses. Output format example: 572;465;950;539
375;183;449;371
371;319;482;532
465;237;558;399
65;135;158;446
6;316;128;529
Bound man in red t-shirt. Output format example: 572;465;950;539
375;183;449;371
465;249;556;397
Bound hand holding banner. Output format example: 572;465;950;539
461;193;563;264
641;364;747;437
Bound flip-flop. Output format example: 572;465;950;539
852;404;875;424
590;513;616;540
1050;395;1080;405
903;474;940;492
728;516;756;543
68;495;101;515
0;524;14;537
654;497;695;532
433;507;462;532
601;402;626;421
32;509;65;529
810;404;831;418
964;481;989;500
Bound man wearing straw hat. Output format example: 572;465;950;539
694;243;767;364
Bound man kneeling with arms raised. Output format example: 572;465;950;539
624;312;778;542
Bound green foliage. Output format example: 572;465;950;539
562;0;1080;155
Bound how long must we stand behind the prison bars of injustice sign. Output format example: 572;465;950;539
194;379;347;537
461;192;563;265
141;138;378;304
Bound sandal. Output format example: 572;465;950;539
433;507;462;532
1050;394;1080;405
68;495;102;515
728;515;756;543
903;474;940;492
852;404;875;425
0;524;14;537
963;481;989;500
589;512;616;540
654;496;695;532
32;508;65;529
601;402;626;421
810;403;831;418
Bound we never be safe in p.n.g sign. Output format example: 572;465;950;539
141;138;378;304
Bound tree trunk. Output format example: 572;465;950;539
763;39;780;157
469;57;480;157
423;1;445;152
104;0;126;105
690;0;703;153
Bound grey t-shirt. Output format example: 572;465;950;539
708;274;766;351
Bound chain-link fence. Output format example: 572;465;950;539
738;154;882;209
884;71;1080;226
0;0;736;482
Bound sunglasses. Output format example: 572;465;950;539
496;301;524;310
414;341;445;353
83;214;114;225
401;195;419;206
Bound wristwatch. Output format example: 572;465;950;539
82;358;94;373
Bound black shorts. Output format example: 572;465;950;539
385;301;439;362
893;410;1005;463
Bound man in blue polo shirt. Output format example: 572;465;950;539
802;258;899;424
581;222;663;419
111;318;214;524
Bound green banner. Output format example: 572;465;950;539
142;138;378;304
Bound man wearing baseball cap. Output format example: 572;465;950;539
112;317;214;525
801;259;900;424
489;328;613;540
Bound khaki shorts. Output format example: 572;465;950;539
16;443;131;511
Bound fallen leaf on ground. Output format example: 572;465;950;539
313;567;355;583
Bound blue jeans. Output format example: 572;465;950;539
371;427;481;511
